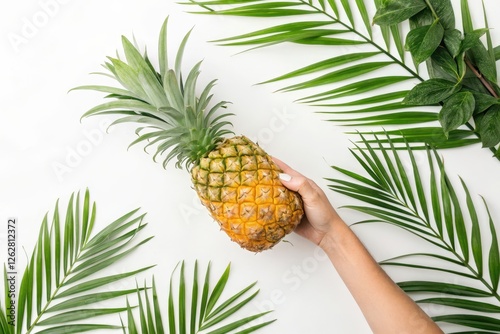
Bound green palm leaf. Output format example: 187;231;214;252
184;0;500;158
0;189;154;334
124;261;275;333
328;134;500;332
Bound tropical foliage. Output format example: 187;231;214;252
181;0;500;331
184;0;500;158
327;134;500;332
123;262;275;334
0;191;275;334
0;189;154;334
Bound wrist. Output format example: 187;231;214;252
318;217;349;252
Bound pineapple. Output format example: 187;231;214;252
74;18;304;252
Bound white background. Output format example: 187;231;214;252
1;0;500;333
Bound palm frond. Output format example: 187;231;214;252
0;189;154;333
184;0;500;158
328;134;500;332
124;261;275;333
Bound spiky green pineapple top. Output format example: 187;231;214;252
74;18;233;169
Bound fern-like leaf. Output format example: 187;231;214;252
328;134;500;332
0;189;154;333
184;0;500;157
124;261;275;333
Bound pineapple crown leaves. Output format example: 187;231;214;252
72;17;234;170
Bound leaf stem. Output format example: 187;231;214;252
25;254;80;333
298;0;423;82
464;56;499;98
423;0;439;21
294;0;500;160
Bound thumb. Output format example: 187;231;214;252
278;171;319;202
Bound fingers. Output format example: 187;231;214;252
272;156;320;201
272;156;298;176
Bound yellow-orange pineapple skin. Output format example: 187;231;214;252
190;136;304;252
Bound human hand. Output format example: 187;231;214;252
273;157;344;247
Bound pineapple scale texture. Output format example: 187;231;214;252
191;136;304;252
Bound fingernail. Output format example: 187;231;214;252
279;173;292;182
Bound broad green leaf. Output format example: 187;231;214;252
405;21;444;65
470;91;499;114
475;105;500;147
431;47;458;79
409;6;433;28
461;28;489;53
468;42;498;83
404;78;461;105
494;45;500;61
444;29;462;58
427;0;455;30
373;0;427;26
439;91;475;135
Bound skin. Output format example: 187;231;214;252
273;157;444;334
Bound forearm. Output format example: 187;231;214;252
320;220;443;334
